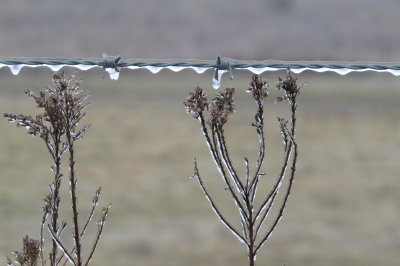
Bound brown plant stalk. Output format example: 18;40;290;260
5;72;110;266
184;71;302;266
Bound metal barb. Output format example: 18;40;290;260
100;53;122;79
101;54;122;72
214;56;234;82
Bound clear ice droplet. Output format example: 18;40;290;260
10;64;23;75
190;67;208;74
213;70;227;89
212;79;220;89
106;68;120;80
291;68;306;74
166;66;185;72
146;66;163;74
46;65;64;72
387;69;400;76
247;67;267;75
333;68;352;75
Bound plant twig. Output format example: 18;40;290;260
192;159;249;246
184;71;301;266
84;204;111;266
4;72;109;266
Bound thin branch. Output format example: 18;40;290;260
57;221;67;237
244;157;250;191
215;128;245;195
213;126;249;225
253;142;292;223
255;85;299;254
47;226;76;266
199;114;249;221
211;126;249;223
84;204;111;266
193;159;249;246
67;140;82;266
240;214;249;240
254;142;297;254
59;188;102;266
82;187;102;237
5;257;15;266
248;106;266;202
254;189;277;239
40;209;49;266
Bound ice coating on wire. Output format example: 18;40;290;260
2;58;400;82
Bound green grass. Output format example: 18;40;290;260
1;69;399;265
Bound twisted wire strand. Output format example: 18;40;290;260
0;56;400;77
2;57;400;71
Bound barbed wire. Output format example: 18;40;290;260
2;56;400;71
1;55;400;88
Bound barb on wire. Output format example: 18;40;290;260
100;53;122;80
213;56;235;89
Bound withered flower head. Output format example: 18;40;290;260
9;235;40;266
184;86;208;119
247;74;268;101
209;87;235;126
52;72;70;91
4;72;89;145
276;69;299;95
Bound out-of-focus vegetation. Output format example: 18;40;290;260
1;0;400;61
0;69;399;265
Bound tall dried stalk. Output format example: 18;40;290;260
5;72;110;266
184;71;301;266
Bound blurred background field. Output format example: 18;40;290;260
2;0;400;265
0;69;399;266
2;0;400;62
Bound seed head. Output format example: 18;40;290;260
277;69;299;94
247;74;268;101
184;86;209;119
209;87;235;126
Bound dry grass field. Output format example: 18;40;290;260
0;68;399;265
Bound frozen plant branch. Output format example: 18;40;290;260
191;159;249;246
184;71;301;266
4;72;110;266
